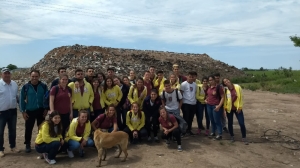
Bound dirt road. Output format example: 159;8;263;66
1;90;300;168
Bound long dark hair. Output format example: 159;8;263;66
103;77;115;92
131;102;142;119
92;77;101;92
39;111;62;137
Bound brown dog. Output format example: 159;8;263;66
93;129;129;167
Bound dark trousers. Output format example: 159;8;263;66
227;110;247;138
91;109;105;122
123;127;147;141
196;102;210;130
35;141;61;160
161;127;181;145
0;108;17;151
25;108;45;145
145;114;159;137
60;113;70;139
181;104;197;131
116;107;125;130
122;109;129;130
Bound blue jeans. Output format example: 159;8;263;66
227;110;246;138
0;109;17;151
35;141;61;160
166;108;181;116
68;138;94;151
207;104;222;135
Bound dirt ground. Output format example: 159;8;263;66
1;90;300;168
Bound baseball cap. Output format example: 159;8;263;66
1;68;11;73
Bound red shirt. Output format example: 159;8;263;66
95;114;117;129
206;85;224;105
229;87;237;110
50;86;71;114
93;90;102;110
80;85;84;96
178;75;187;83
76;123;85;137
159;114;177;129
144;80;153;96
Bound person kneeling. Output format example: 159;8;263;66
65;110;94;158
35;111;64;165
123;102;147;144
91;105;118;133
159;106;182;152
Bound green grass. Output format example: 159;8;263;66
231;70;300;94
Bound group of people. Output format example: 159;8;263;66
0;63;248;165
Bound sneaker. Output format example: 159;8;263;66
209;133;216;137
11;147;20;153
154;137;160;143
46;159;56;165
230;136;235;143
147;136;152;142
177;145;182;152
67;150;74;158
205;130;209;136
25;144;31;153
165;140;170;146
214;135;222;140
197;129;201;135
223;127;229;133
0;151;4;157
242;138;249;145
188;131;196;136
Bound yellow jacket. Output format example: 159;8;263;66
65;118;91;142
171;80;181;90
126;110;145;131
196;84;206;104
90;88;105;111
102;86;123;106
35;122;62;144
127;85;147;109
195;79;201;85
68;80;94;110
154;78;166;95
224;84;244;112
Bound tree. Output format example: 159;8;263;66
290;35;300;47
6;64;18;70
259;67;264;71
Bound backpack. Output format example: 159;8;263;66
168;114;187;134
43;85;72;110
162;89;180;102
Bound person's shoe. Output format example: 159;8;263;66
147;136;152;142
165;140;170;146
45;159;56;165
67;150;74;158
25;144;31;153
209;133;216;138
11;147;20;153
177;145;182;152
223;127;229;133
0;151;5;157
205;130;209;136
189;131;196;136
197;129;201;135
230;136;235;143
214;135;222;140
154;137;160;143
43;153;49;162
242;138;249;145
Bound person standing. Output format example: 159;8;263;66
50;67;72;89
20;69;48;153
0;68;20;157
180;71;197;136
172;64;187;84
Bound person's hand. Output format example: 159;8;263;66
69;113;73;120
164;129;170;135
81;139;87;148
133;131;138;138
214;105;220;112
60;139;64;146
223;111;227;118
237;109;242;114
22;112;29;120
43;110;48;117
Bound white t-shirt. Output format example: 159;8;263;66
180;81;197;105
160;89;182;111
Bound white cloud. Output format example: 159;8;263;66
0;0;299;46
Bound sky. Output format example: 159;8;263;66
0;0;300;70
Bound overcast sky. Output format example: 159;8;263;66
0;0;300;69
